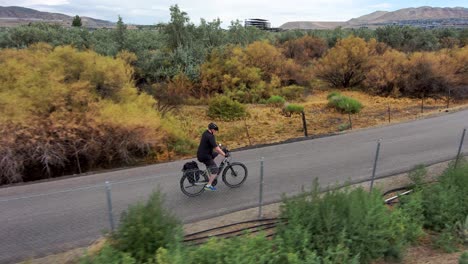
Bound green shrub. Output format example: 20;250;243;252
168;137;197;155
434;228;459;253
420;162;468;232
80;244;136;264
455;215;468;245
326;91;342;100
112;190;182;263
162;117;197;155
184;235;278;264
279;85;305;100
207;96;248;121
328;95;363;114
408;164;427;187
278;183;410;263
459;251;468;264
266;95;286;107
338;123;351;131
398;191;425;243
283;104;304;115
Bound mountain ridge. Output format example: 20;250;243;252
281;6;468;29
0;6;115;28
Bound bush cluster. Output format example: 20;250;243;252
207;96;248;121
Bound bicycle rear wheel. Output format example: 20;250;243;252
222;162;248;188
180;171;209;197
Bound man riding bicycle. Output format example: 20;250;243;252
197;122;227;191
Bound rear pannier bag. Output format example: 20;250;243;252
182;161;200;184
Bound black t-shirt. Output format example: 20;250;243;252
197;130;217;161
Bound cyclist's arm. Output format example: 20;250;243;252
214;145;226;157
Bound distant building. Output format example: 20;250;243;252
244;18;282;31
244;18;271;30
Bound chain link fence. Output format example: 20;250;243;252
0;127;466;264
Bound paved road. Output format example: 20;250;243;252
1;110;467;263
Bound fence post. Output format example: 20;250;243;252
455;128;466;168
105;181;115;231
258;157;264;219
244;118;252;146
301;111;308;137
446;88;451;109
387;105;391;123
370;139;382;192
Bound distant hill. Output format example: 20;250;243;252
281;6;468;30
0;6;115;28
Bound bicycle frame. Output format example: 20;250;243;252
204;155;232;177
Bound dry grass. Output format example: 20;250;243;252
177;90;468;151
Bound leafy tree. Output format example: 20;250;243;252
146;73;192;116
376;26;439;52
196;18;227;48
227;20;270;46
314;37;375;88
199;42;299;102
164;5;194;50
450;46;468;90
72;15;82;27
401;52;451;112
363;49;407;96
280;35;328;66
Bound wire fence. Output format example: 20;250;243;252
0;127;466;264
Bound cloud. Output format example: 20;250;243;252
369;3;392;9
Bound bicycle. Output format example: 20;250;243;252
180;147;248;197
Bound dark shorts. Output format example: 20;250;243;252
199;158;219;175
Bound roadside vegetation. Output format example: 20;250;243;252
78;161;468;264
0;5;467;184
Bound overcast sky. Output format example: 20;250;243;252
1;0;467;27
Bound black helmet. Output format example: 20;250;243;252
208;122;219;131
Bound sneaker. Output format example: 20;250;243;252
204;185;217;191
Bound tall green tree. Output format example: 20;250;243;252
164;5;194;50
72;15;82;27
115;15;127;52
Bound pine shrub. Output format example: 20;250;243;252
278;183;410;263
207;96;248;121
112;190;182;263
266;95;286;107
328;95;363;114
420;162;468;231
283;104;304;115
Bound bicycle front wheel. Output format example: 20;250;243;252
180;172;209;197
222;162;248;188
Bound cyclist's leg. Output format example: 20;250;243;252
203;159;219;186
